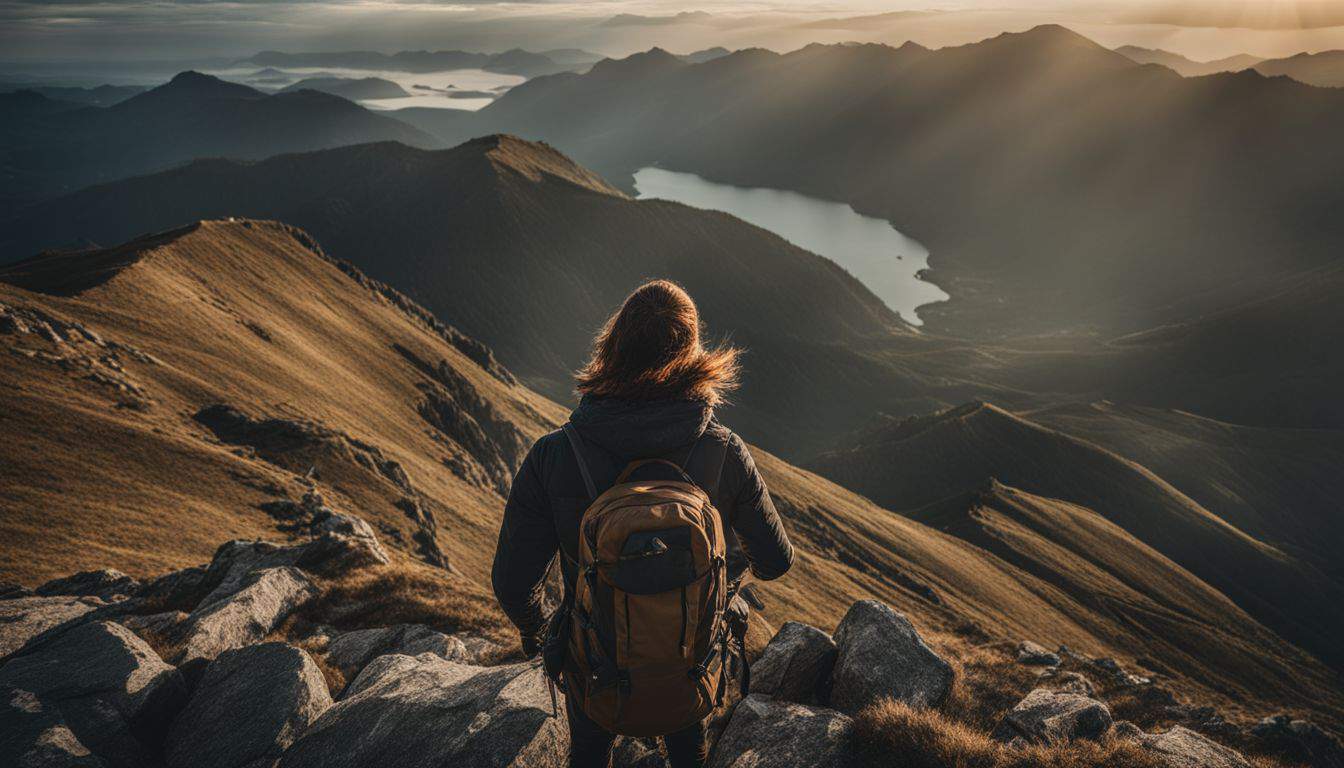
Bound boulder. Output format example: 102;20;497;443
279;655;566;768
326;624;469;679
1;687;107;767
0;596;99;658
1252;715;1344;768
306;511;390;572
36;570;140;602
0;621;186;768
1142;726;1252;768
708;694;852;768
174;566;316;675
136;566;208;611
829;600;953;714
0;582;34;600
166;643;332;768
749;621;837;705
1016;640;1061;666
996;688;1112;744
1036;669;1095;696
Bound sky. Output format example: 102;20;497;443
3;1;1343;73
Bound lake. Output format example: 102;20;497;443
633;167;948;326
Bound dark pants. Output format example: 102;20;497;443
566;694;708;768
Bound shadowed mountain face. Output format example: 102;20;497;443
1254;50;1344;87
0;135;1050;457
425;25;1344;343
806;402;1344;672
3;220;1341;729
1114;46;1264;77
0;71;435;211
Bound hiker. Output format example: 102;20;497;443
492;279;795;768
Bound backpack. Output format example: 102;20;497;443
545;423;736;737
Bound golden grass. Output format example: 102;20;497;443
852;699;1163;768
289;562;515;647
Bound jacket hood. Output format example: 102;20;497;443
569;395;712;459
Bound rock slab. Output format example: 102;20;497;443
1142;726;1251;768
708;694;852;768
166;642;332;768
278;655;567;768
997;688;1112;744
749;621;837;705
829;600;953;714
0;621;186;768
174;566;316;675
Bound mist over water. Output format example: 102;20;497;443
634;166;948;325
206;66;522;111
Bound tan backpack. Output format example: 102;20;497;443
546;423;734;737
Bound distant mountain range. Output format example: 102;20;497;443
240;48;603;78
0;82;146;106
0;71;432;212
1116;45;1344;88
426;26;1344;345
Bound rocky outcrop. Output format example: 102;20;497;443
707;694;852;768
0;596;99;658
749;621;837;705
325;624;471;680
278;656;566;768
1016;640;1060;666
1252;715;1344;768
829;600;953;714
166;643;332;768
36;570;140;601
1141;726;1252;768
995;688;1112;744
173;567;317;675
1035;669;1096;697
0;621;186;768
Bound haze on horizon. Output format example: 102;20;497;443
3;0;1343;72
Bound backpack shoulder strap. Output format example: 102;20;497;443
562;423;598;501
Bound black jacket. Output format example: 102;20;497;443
491;396;795;646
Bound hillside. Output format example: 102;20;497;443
1254;50;1344;88
0;71;435;210
0;135;1038;457
2;220;1341;730
807;402;1344;671
429;25;1344;343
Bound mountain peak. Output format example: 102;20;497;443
466;134;624;197
141;71;263;101
588;47;687;78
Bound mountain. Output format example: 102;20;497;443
241;48;602;78
1113;46;1264;76
601;11;713;27
0;71;434;210
3;220;1341;729
430;25;1344;343
279;77;409;100
0;135;1043;458
807;402;1344;671
0;82;146;106
1254;50;1344;88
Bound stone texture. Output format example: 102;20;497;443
166;643;332;768
749;621;837;705
1252;715;1344;768
1016;640;1061;666
0;621;186;768
173;566;316;675
996;688;1112;744
278;655;567;768
0;596;99;658
0;687;108;767
830;600;953;714
1142;726;1252;768
325;624;468;679
36;570;140;601
1037;669;1096;696
708;694;852;768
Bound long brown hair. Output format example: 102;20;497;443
575;280;740;406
